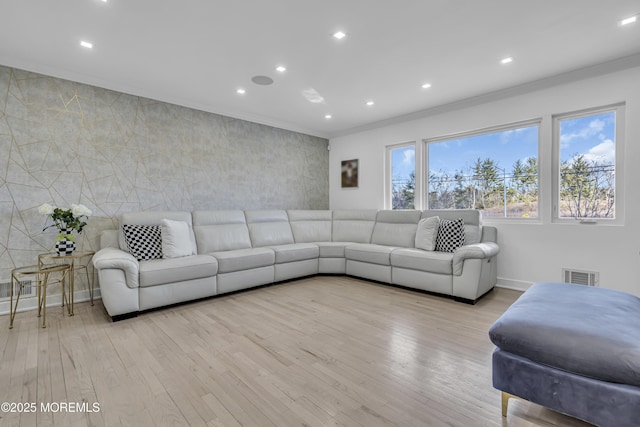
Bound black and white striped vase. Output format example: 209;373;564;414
55;227;76;256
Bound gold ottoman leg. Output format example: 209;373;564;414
502;392;510;417
502;392;523;417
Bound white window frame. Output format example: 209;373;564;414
385;141;419;210
552;103;625;225
423;118;541;220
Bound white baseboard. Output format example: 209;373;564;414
496;277;532;292
0;289;101;316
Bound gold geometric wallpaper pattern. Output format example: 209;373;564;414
0;65;329;291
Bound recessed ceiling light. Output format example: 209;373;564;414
236;88;246;95
366;101;375;106
276;65;287;73
333;31;347;40
80;40;93;49
501;57;514;64
325;114;332;119
421;83;432;89
620;15;637;26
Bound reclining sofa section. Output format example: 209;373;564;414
93;209;499;320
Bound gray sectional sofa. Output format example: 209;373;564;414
93;209;499;320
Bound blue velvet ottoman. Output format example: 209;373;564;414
489;282;640;426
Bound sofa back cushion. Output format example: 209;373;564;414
245;210;294;247
119;211;197;254
371;210;422;248
287;210;332;243
332;210;377;243
192;210;252;253
421;209;481;245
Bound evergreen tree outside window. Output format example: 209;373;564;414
425;122;540;218
390;144;416;209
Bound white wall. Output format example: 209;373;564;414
329;65;640;296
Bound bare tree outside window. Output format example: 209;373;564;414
427;124;539;218
558;111;616;219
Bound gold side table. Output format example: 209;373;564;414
38;251;95;316
10;264;70;329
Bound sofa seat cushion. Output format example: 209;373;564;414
316;242;351;258
345;244;396;266
139;255;218;287
211;248;275;273
270;243;319;264
489;282;640;387
391;248;453;275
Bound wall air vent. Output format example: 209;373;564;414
0;279;34;300
562;269;598;286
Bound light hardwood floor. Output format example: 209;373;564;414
1;276;593;427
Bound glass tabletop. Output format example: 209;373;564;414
38;251;96;260
13;264;70;275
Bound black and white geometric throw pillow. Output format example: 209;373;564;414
122;224;163;261
435;218;465;253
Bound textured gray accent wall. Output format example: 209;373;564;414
0;65;329;288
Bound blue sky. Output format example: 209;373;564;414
559;111;615;164
391;147;416;183
391;111;615;183
428;126;539;177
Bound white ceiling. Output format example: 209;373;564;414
1;0;639;139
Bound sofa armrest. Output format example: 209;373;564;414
452;242;499;276
93;247;140;289
481;225;498;243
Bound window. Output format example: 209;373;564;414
553;105;624;222
387;143;416;209
425;121;540;219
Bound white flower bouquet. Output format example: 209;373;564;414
39;203;92;241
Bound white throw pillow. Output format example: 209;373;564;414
161;219;193;258
415;216;440;251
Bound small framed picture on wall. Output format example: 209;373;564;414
341;159;358;188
